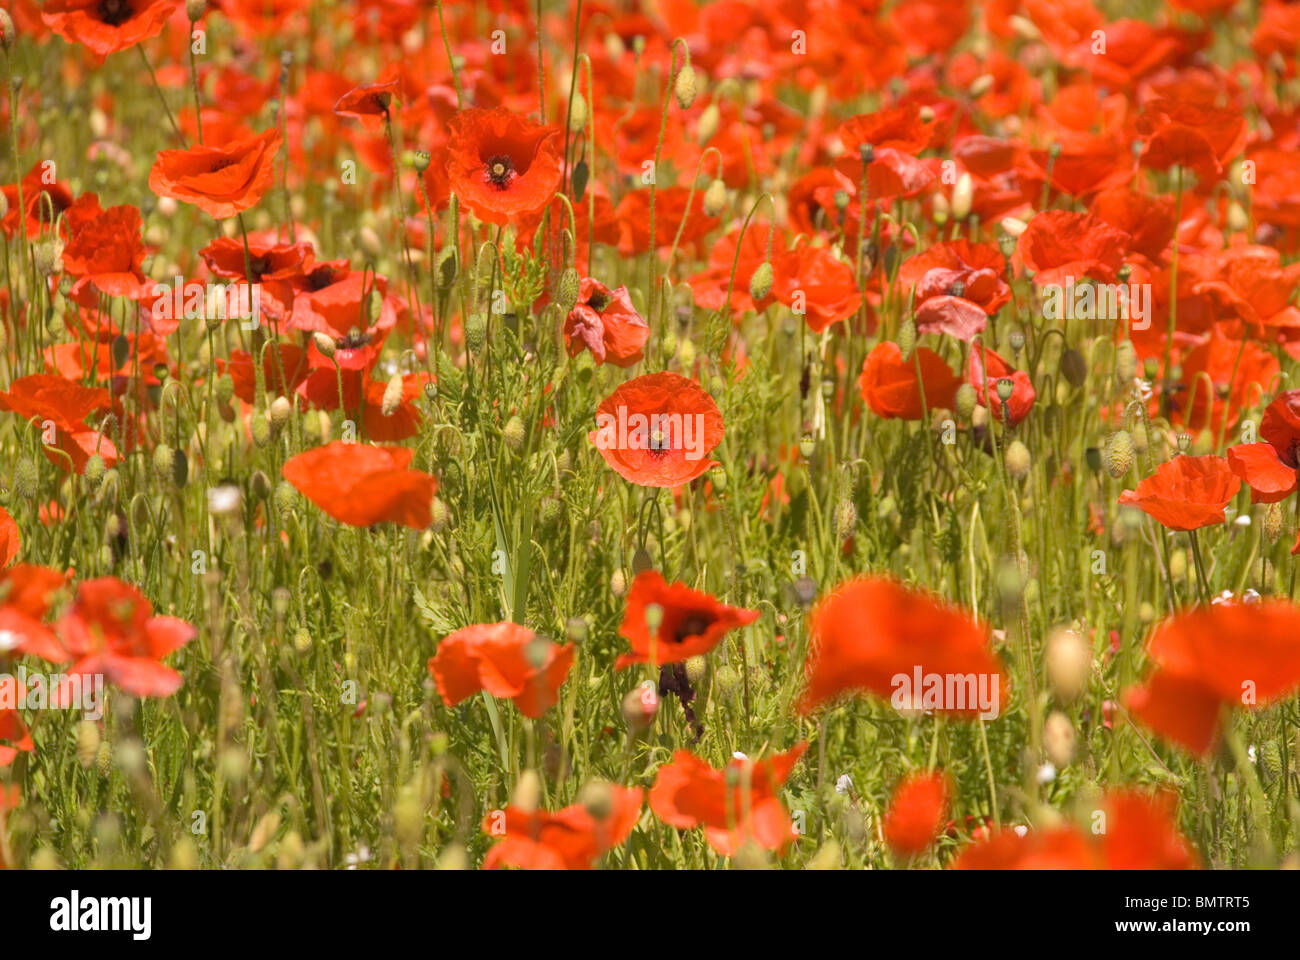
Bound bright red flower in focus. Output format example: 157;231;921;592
1117;455;1240;532
1226;443;1297;504
798;576;1007;716
563;278;649;367
481;786;643;870
446;107;561;226
616;570;759;669
282;442;436;529
428;621;574;719
148;129;282;220
649;744;808;856
49;577;196;699
883;771;950;857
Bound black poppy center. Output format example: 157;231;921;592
339;327;372;350
485;155;516;189
307;268;338;291
248;256;270;281
671;612;713;644
587;290;609;312
98;0;133;26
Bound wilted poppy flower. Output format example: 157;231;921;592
649;744;808;856
798;576;1007;716
616;570;759;669
1261;388;1300;468
481;785;643;870
1226;443;1296;504
148;129;282;220
589;372;724;488
41;0;178;57
446;107;561;226
883;771;950;857
1125;599;1300;754
1017;210;1129;286
563;278;649;367
953;789;1196;869
859;342;962;420
1117;455;1240;531
282;442;436;529
898;240;1011;334
428;621;574;719
968;344;1035;427
49;577;196;699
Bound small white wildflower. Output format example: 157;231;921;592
1036;762;1057;784
0;629;19;653
1133;379;1153;402
207;484;242;517
835;774;854;795
1243;588;1261;604
1212;590;1234;606
1234;513;1251;527
1012;824;1029;837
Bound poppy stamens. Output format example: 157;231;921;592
485;155;517;190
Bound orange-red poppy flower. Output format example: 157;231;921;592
616;570;759;669
0;673;34;767
41;0;178;57
1226;442;1297;504
953;789;1196;869
1117;454;1240;532
334;78;400;124
1017;210;1129;286
0;373;117;474
859;341;962;421
428;621;574;719
481;786;643;870
61;203;148;300
649;744;808;856
148;128;282;220
48;577;196;699
0;564;67;663
282;442;436;529
883;771;950;857
1124;599;1300;754
1137;97;1247;184
771;241;862;334
1261;388;1300;468
589;372;724;487
446;107;561;226
0;507;18;568
968;343;1035;427
563;278;649;367
798;576;1007;716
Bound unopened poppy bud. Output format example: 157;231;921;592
466;313;487;354
431;496;450;531
558;267;580;311
954;382;976;420
568;93;587;132
34;238;63;276
897;317;916;359
1004;439;1031;479
76;719;100;768
503;415;525;454
578;779;614;820
858;143;875;164
311;331;337;359
381;371;404;417
1104;430;1134;479
250;469;272;500
0;9;14;50
918;105;935;123
696;102;720;143
358;226;382;261
685;655;707;685
170;448;189;487
632;546;653;574
951;172;973;221
251;412;272;447
622;684;658;732
1115;339;1137;384
674;63;698;108
968;73;995;98
269;395;292;430
1043;711;1075;767
84;453;106;490
0;190;6;219
152;442;175;481
1045;625;1090;700
714;664;740;701
703;178;727;217
749;261;773;301
1265;501;1285;543
185;0;206;19
835;499;857;540
610;568;627;598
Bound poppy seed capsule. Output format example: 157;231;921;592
84;453;106;490
673;64;698;108
151;443;175;481
703;179;727;217
1115;340;1137;384
412;150;431;173
749;261;773;301
466;313;487;354
799;434;816;458
186;0;205;21
995;377;1015;403
1004;439;1031;479
1104;430;1134;478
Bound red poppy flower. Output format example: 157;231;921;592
1170;331;1279;436
0;673;34;767
771;241;862;334
61;203;148;299
218;344;311;404
1261;388;1300;468
649;744;808;856
1137;97;1247;184
0;374;117;474
49;577;196;699
883;771;950;857
589;372;724;488
282;442;436;529
148;128;282;220
614;186;722;257
445;107;561;226
1089;187;1178;262
899;240;1011;319
968;344;1035;427
1017;210;1130;286
0;507;18;569
1226;443;1297;504
616;570;759;670
859;342;962;421
563;278;649;367
428;622;574;719
1125;599;1300;754
334;78;400;128
1117;455;1240;532
41;0;178;57
481;786;643;870
798;576;1008;716
953;789;1196;869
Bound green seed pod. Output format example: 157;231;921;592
503;415;526;454
709;463;727;491
749;261;773;301
1115;339;1137;385
714;664;740;701
677;337;696;371
1059;347;1087;388
631;546;653;575
250;469;272;500
293;628;313;655
171;448;189;488
412;150;431;173
897;317;916;360
215;373;235;405
84;453;106;491
185;0;206;22
684;655;707;685
152;442;175;482
111;333;130;371
1103;430;1134;479
798;434;816;458
1004;439;1031;479
835;499;857;541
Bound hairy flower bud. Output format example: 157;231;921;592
1004;439;1031;479
749;261;773;301
673;63;698;108
703;178;727;217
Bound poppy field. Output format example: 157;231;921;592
1;0;1300;876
